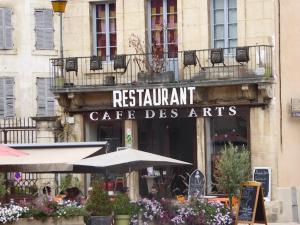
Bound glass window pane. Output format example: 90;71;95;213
214;25;224;39
228;0;237;8
214;40;224;48
97;48;106;60
214;0;224;9
109;18;116;32
168;44;178;58
96;5;106;18
229;39;237;48
167;29;177;43
228;24;237;38
96;19;106;33
110;47;116;59
152;30;164;44
110;33;116;46
167;0;177;13
97;34;106;47
151;0;163;14
167;14;177;29
151;15;163;29
214;10;224;24
109;3;116;17
205;115;248;194
228;9;237;24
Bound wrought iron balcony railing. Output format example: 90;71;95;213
50;45;273;90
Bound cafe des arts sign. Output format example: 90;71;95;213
89;87;238;121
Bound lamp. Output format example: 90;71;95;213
236;47;249;64
114;55;128;71
210;48;225;67
65;58;78;72
183;51;197;67
51;0;67;78
51;0;67;13
90;56;103;71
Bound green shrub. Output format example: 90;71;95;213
85;184;112;216
113;194;138;216
215;142;251;210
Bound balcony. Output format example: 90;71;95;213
50;45;273;92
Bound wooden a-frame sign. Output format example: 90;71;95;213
235;181;267;225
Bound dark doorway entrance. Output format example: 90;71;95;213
137;118;196;198
137;118;196;164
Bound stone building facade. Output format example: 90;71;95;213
1;0;300;223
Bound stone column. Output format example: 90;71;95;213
250;107;279;200
196;117;205;173
124;120;139;201
32;116;58;144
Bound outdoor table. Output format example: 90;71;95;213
207;197;230;206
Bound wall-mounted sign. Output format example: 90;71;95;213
253;167;271;201
88;106;238;121
291;98;300;117
113;87;196;108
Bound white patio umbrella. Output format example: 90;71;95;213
71;148;192;172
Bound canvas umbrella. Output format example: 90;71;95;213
0;144;28;157
71;148;192;172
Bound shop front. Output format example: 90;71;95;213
80;86;253;198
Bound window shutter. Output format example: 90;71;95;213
0;8;4;49
4;8;13;49
0;79;4;117
0;8;13;49
35;9;54;50
37;78;55;116
4;78;14;118
37;78;47;116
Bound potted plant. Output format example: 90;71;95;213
86;184;113;225
214;142;251;212
113;194;137;225
129;34;175;84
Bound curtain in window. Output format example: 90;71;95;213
150;0;177;58
96;3;116;60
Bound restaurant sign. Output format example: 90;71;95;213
88;87;242;121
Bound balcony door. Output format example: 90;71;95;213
148;0;178;80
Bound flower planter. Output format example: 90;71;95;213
90;216;113;225
12;216;85;225
114;215;130;225
137;71;174;83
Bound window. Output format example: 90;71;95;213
0;8;13;50
212;0;237;49
205;112;249;194
93;2;116;60
149;0;178;58
0;78;14;118
35;9;54;50
37;78;55;116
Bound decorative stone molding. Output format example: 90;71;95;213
68;93;85;108
54;94;70;109
258;84;273;102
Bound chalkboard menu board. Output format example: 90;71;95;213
253;167;271;201
188;169;205;199
236;181;267;225
238;185;258;221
